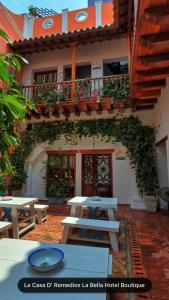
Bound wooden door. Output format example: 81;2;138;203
82;154;112;197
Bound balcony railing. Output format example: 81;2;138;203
22;74;130;106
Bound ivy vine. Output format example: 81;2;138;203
10;115;159;195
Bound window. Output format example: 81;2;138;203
103;59;128;76
46;154;75;198
64;64;91;81
34;70;57;84
42;18;53;29
75;11;88;22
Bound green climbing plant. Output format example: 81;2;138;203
0;28;33;189
10;116;159;196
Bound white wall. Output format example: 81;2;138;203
156;146;168;188
154;79;169;187
23;109;154;204
24;137;137;204
23;38;128;85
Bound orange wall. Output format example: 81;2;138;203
33;14;62;38
0;2;114;44
7;9;24;33
102;2;114;26
68;7;95;32
0;6;24;83
33;3;114;38
0;8;24;54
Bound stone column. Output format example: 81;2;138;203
25;162;33;196
75;153;82;196
95;0;102;27
62;9;68;33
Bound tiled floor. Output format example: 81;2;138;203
21;204;169;300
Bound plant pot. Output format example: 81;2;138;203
144;195;158;212
116;102;125;109
56;198;65;204
12;190;22;197
102;97;111;109
48;198;65;205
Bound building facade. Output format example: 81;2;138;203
3;0;168;206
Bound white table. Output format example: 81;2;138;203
0;197;38;239
68;196;117;220
0;238;109;300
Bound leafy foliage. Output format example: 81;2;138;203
102;76;130;104
10;116;158;195
0;28;33;188
28;6;42;18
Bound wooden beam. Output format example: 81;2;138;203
134;80;166;90
136;66;169;77
135;98;157;104
128;0;132;32
134;90;161;99
145;5;169;16
134;86;162;92
70;43;77;99
127;34;131;72
144;4;169;25
141;32;169;47
136;105;155;110
138;53;169;64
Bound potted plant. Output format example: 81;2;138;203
34;83;45;104
8;169;26;196
76;80;91;100
143;184;159;212
45;89;59;106
102;76;130;108
144;194;159;212
46;179;69;204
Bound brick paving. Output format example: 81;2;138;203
21;204;169;300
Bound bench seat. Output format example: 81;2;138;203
0;221;12;238
22;204;49;224
61;217;119;251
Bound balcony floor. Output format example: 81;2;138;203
20;205;169;300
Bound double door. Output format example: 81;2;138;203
82;154;112;197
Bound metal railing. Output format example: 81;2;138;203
22;74;130;105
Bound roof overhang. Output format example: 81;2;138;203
11;0;134;55
131;0;169;109
11;25;128;55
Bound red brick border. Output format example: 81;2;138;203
127;217;151;300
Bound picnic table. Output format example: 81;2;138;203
0;238;110;300
67;196;118;220
0;197;38;239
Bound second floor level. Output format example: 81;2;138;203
20;38;130;116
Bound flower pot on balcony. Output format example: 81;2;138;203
144;195;159;212
117;102;125;109
102;97;111;109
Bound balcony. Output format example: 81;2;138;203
23;74;130;118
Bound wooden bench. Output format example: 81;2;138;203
61;217;119;252
0;222;12;238
22;204;49;224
